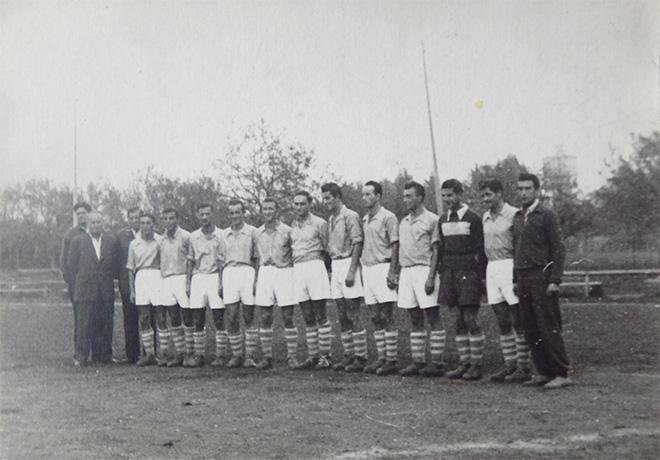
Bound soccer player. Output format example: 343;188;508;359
397;181;444;377
480;179;532;382
513;173;571;389
290;190;332;370
186;203;225;368
116;207;141;363
439;179;487;381
254;198;296;370
158;208;191;367
321;182;366;372
127;212;162;366
360;181;400;375
221;200;258;368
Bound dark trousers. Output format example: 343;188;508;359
74;289;114;363
119;288;140;362
517;269;570;378
66;282;79;355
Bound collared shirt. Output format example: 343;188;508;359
328;205;363;259
361;206;399;267
483;202;518;261
256;222;293;268
126;235;160;272
524;199;540;222
159;226;192;277
221;223;257;267
291;213;329;264
91;234;102;260
438;205;486;273
188;227;224;274
399;208;440;267
447;204;469;220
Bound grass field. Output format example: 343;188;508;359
0;299;658;459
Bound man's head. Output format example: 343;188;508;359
293;190;312;218
228;199;245;226
362;180;382;209
403;181;425;213
196;203;213;228
517;173;540;207
479;178;504;211
139;212;155;238
88;211;103;237
74;202;91;228
440;179;463;211
261;198;279;224
321;182;343;213
126;207;141;231
161;207;179;233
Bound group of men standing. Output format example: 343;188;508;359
59;173;572;389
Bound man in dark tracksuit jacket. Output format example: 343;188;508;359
513;173;572;389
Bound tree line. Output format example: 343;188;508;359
1;121;658;269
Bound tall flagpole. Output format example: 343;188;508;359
422;42;443;215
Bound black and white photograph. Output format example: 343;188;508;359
1;1;659;458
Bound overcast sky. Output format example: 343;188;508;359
1;0;658;194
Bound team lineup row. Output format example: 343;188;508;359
60;174;572;389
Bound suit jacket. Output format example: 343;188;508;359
68;232;119;304
60;225;87;286
116;228;136;295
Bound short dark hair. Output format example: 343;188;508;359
262;197;279;209
196;202;213;212
294;190;313;203
228;199;245;212
140;212;155;223
126;207;140;216
518;173;540;190
404;181;425;199
162;207;179;218
441;179;463;194
73;201;91;212
364;180;382;197
321;182;342;199
478;178;503;194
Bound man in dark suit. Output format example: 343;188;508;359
67;211;119;366
116;207;141;363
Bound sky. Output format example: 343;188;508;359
1;0;659;194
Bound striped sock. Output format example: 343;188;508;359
385;331;398;362
374;329;386;361
306;326;319;357
193;330;206;357
429;329;446;365
285;327;298;359
156;329;171;357
456;334;470;365
410;331;426;364
229;333;244;359
318;322;332;356
353;330;367;359
500;332;517;365
215;330;229;359
245;329;259;359
516;334;531;370
141;330;155;356
260;328;273;359
171;326;185;356
469;332;485;366
183;326;195;355
340;331;354;357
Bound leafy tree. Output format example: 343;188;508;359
465;155;529;214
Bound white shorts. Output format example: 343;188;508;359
135;269;161;306
398;265;440;310
362;263;398;305
293;259;331;303
330;258;363;300
160;274;190;308
222;265;255;305
255;265;296;307
486;259;518;305
190;273;224;310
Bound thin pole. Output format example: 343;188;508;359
73;101;78;224
422;42;443;215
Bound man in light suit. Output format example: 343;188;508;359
67;211;119;366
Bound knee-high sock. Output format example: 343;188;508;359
385;331;398;362
193;330;206;357
340;331;354;357
171;325;185;357
215;329;228;358
353;329;367;359
306;326;319;358
469;332;485;366
455;334;470;365
229;333;244;359
183;326;195;355
429;329;446;364
285;327;298;359
318;322;332;356
374;329;386;361
141;330;155;356
245;328;259;359
500;332;517;365
516;334;531;370
260;328;273;359
410;331;426;364
156;329;171;358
